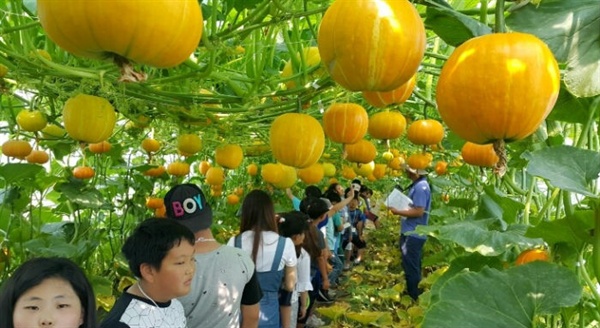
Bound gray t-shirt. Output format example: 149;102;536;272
178;245;260;328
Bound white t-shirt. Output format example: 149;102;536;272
294;248;312;298
227;231;297;272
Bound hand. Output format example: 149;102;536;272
322;279;330;290
299;306;307;320
359;235;365;242
347;188;355;198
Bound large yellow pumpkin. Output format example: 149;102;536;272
270;113;325;169
298;163;325;184
436;32;560;145
215;144;244;169
362;74;417;108
317;0;426;91
37;0;203;69
407;119;445;146
322;103;369;144
461;142;499;167
63;94;116;143
345;140;377;164
368;111;407;140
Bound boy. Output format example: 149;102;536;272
101;218;196;328
164;183;263;328
343;197;367;269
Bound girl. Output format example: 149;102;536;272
227;189;297;328
278;211;312;328
0;257;97;328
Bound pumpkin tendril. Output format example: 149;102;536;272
493;139;507;177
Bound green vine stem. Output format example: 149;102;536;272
593;200;600;286
522;176;536;225
580;242;600;307
480;0;488;24
576;97;600;148
494;0;506;33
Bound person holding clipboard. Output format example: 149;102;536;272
387;164;431;301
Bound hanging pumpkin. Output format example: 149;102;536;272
406;153;432;170
177;134;202;156
317;0;425;91
436;33;560;174
88;141;112;154
350;161;375;178
1;140;32;159
372;164;387;180
261;163;283;185
345;140;376;164
341;166;357;180
273;164;297;189
205;167;225;185
26;150;50;164
215;144;244;169
37;0;203;81
515;249;550;265
63;94;116;144
298;163;325;184
362;75;417;108
407;119;445;146
322;162;336;177
322;103;369;144
461;142;499;167
368;111;407;140
270;113;325;169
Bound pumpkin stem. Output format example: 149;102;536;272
113;56;147;82
342;144;348;160
493;139;507;177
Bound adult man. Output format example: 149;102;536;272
387;165;431;300
164;184;263;328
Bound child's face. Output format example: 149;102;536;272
291;232;305;246
348;198;359;210
13;277;83;328
152;239;196;300
335;185;344;195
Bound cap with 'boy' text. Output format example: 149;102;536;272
164;183;212;233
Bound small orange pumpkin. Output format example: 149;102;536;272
270;113;324;169
345;140;376;164
407;120;445;146
177;134;202;155
89;141;111;154
406;153;432;170
144;165;166;177
322;103;369;144
167;161;190;177
297;163;325;184
368;111;407;140
246;163;259;176
26;150;50;164
362;75;417;108
226;194;240;205
205;167;225;185
141;138;160;153
515;249;549;265
2;140;32;159
146;197;164;210
461;142;499;167
435;161;448;175
198;161;211;175
73;166;95;179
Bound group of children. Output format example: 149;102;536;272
0;179;379;328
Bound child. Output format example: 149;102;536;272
278;211;312;328
0;257;96;328
101;218;196;328
343;197;367;269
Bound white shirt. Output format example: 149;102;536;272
227;231;297;272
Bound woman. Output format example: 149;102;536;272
228;189;297;328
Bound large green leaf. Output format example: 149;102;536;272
522;146;600;197
424;262;582;328
506;0;600;97
547;87;596;124
415;219;543;256
526;210;594;248
475;186;525;224
425;5;492;46
54;181;107;209
0;164;44;185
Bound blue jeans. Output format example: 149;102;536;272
399;235;426;300
328;252;343;287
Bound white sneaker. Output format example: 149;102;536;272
306;314;325;327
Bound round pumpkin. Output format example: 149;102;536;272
143;165;166;177
323;103;369;144
261;163;283;185
298;163;325;184
351;161;375;178
26;150;50;164
273;164;297;189
63;94;116;143
388;156;404;170
215;144;244;169
205;167;225;185
372;164;387;180
246;163;259;176
436;32;560;145
322;162;336;177
461;142;499;167
435;161;448;175
281;47;323;90
41;124;66;139
406;153;431;170
341;166;357;180
2;140;32;159
317;0;425;91
368;111;407;140
226;194;240;205
345;140;377;164
73;166;95;180
515;249;549;265
16;110;47;132
198;161;211;175
177;134;202;155
146;197;164;210
407;119;445;146
89;141;111;154
362;74;417;108
166;161;190;177
141;138;160;153
37;0;203;69
270;113;325;169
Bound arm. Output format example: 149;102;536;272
240;304;260;328
388;206;424;218
282;265;297;292
328;188;356;215
356;220;364;238
317;250;330;290
298;291;308;320
285;188;295;201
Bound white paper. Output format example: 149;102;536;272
385;189;412;210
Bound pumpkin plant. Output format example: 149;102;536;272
436;32;560;175
63;94;117;144
368;111;407;141
461;142;499;168
269;113;325;169
407;119;445;146
322;103;369;145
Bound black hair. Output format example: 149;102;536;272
300;197;329;220
325;192;342;204
304;185;322;198
122;217;195;278
0;257;97;328
278;211;309;238
240;189;278;264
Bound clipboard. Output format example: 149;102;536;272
385;188;412;210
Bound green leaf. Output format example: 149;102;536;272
425;6;492;47
506;0;600;97
54;181;106;209
547;87;595;124
475;186;525;224
0;164;44;185
423;262;582;328
522;146;600;197
526;210;594;249
416;219;543;256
